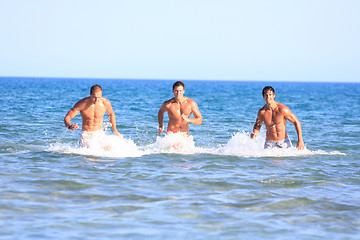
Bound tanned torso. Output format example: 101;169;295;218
64;88;120;136
258;102;289;141
158;84;202;136
163;97;194;134
251;88;304;150
77;97;109;131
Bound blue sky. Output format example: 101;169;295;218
0;0;359;82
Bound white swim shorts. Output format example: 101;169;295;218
264;137;292;149
79;130;106;148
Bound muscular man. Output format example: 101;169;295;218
158;81;202;136
64;85;120;147
250;86;304;150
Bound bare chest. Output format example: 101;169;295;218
262;109;285;126
81;104;106;119
168;102;191;116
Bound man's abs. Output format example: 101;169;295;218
167;123;189;133
81;117;104;131
265;124;287;141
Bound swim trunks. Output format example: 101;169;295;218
166;129;189;137
79;130;106;148
264;137;292;149
166;129;179;134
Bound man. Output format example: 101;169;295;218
158;81;202;136
250;86;304;150
64;85;120;148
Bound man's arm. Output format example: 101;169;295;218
283;107;304;150
250;111;263;139
158;102;168;134
181;101;202;125
105;100;120;136
64;104;80;131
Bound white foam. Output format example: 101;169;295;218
142;132;198;154
48;133;144;158
48;130;346;158
214;131;346;157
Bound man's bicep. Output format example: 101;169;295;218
285;113;298;124
158;103;168;114
66;108;80;119
256;110;264;124
283;107;297;123
105;100;115;115
192;107;202;118
71;100;84;114
191;102;202;117
254;117;263;127
107;105;115;116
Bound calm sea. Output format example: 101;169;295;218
0;77;359;240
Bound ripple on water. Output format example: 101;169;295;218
259;179;305;188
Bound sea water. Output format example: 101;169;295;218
0;78;359;239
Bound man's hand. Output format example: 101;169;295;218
113;130;121;136
67;123;79;131
250;132;257;139
181;114;190;123
158;125;164;135
296;140;305;150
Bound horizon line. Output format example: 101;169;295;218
0;75;358;84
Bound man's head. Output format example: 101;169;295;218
262;86;275;103
173;81;185;90
90;85;103;103
262;86;275;97
90;85;103;95
172;81;185;99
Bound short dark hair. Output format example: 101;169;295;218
262;86;275;96
90;85;102;94
173;81;185;90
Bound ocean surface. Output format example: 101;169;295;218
0;77;359;240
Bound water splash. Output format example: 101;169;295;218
215;131;346;157
48;133;144;158
142;132;197;154
47;130;346;158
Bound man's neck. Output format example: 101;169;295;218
174;96;186;104
266;101;277;110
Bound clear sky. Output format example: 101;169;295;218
0;0;359;82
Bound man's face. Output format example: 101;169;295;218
90;90;102;104
173;86;184;99
263;90;275;104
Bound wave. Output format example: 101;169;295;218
46;131;346;158
48;134;144;158
214;131;346;158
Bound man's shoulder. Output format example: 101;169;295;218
102;97;111;104
75;97;90;106
163;98;175;105
80;96;90;101
185;97;197;105
258;105;267;112
276;102;290;112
